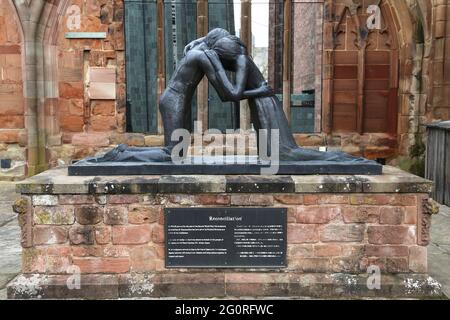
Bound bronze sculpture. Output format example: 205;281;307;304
91;28;364;163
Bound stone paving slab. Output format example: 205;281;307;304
6;272;444;299
0;182;17;226
428;205;450;298
0;182;20;300
16;166;433;195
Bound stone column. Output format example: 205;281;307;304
197;0;208;132
430;0;450;120
12;0;46;176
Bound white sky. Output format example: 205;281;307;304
233;1;269;48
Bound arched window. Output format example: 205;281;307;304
323;0;399;134
123;1;323;135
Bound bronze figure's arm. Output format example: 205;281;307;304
201;50;271;102
183;37;206;55
241;82;273;99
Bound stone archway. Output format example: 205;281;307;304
387;0;433;173
9;0;54;175
321;0;428;163
3;0;440;176
10;0;85;173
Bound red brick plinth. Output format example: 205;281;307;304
7;166;443;299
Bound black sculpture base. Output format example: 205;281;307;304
68;156;382;176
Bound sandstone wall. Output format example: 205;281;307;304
0;1;26;179
0;0;449;180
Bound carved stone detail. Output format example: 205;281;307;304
13;196;33;248
418;198;440;246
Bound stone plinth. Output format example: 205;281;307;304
7;166;443;299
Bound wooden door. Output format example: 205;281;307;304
330;0;398;134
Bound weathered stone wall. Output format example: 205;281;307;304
50;0;128;166
429;0;450;121
0;0;449;180
0;1;26;179
0;0;166;181
17;192;428;275
292;2;317;92
7;166;440;298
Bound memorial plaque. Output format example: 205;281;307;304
165;208;287;268
65;32;107;39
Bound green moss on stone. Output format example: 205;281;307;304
22;248;38;264
34;210;52;224
12;197;29;214
399;135;426;177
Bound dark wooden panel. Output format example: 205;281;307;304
365;79;390;90
364;118;388;133
365;65;390;79
364;103;388;119
364;91;389;105
390;50;399;88
333;65;358;79
333;103;357;132
328;0;399;138
334;51;358;64
333;116;357;132
334;103;356;113
334;79;358;91
366;51;390;64
387;88;398;133
334;91;357;104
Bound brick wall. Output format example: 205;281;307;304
15;191;428;275
50;0;127;166
8;167;440;298
0;1;26;179
0;0;449;180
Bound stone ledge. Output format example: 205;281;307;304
16;166;432;195
7;273;444;299
68;159;382;176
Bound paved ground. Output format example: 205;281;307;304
0;180;449;299
428;205;450;298
0;182;20;300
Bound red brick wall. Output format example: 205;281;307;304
44;0;165;169
0;0;446;179
17;192;428;275
0;1;26;179
49;0;127;165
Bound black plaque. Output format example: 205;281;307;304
165;208;287;268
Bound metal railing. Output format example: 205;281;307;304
426;121;450;205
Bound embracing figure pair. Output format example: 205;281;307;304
96;28;361;163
